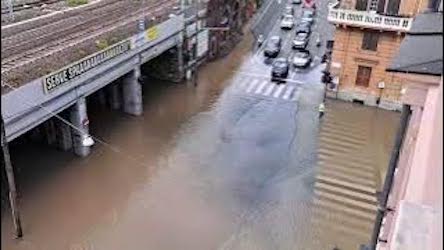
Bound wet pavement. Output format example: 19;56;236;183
2;1;399;250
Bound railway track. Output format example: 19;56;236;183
1;0;177;76
1;0;128;58
1;0;64;14
1;0;123;37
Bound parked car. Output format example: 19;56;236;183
264;36;282;58
280;15;295;30
292;50;312;68
271;58;290;82
301;9;315;23
295;22;311;34
293;32;309;49
283;5;294;16
292;0;302;4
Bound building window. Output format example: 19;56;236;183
386;0;401;14
369;0;379;10
376;0;386;13
355;0;368;10
356;66;372;87
362;32;379;51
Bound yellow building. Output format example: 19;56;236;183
327;0;439;110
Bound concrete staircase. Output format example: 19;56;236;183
310;102;383;250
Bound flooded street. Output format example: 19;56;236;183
2;25;400;250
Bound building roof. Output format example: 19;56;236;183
387;12;443;76
409;12;443;34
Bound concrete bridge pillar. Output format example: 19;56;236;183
55;117;72;151
70;96;91;157
122;67;143;116
43;119;57;146
177;43;185;81
109;83;121;110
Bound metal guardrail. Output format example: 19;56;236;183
327;8;413;32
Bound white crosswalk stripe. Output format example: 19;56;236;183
233;76;301;102
282;85;295;100
273;84;286;98
246;79;260;93
254;81;269;94
262;83;276;96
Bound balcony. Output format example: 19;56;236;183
328;8;413;32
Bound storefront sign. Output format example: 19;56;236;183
42;39;132;93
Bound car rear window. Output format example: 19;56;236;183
295;52;309;58
270;37;280;44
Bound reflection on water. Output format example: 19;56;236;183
1;32;256;250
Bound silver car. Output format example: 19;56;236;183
292;50;312;68
280;15;295;29
292;32;309;49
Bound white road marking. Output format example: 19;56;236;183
282;85;295;100
254;80;269;94
246;79;260;93
230;69;305;85
273;84;286;98
262;83;276;96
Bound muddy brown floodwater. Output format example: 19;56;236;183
1;31;255;250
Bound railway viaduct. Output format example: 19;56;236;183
1;0;255;157
1;0;217;157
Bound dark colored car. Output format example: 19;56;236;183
271;58;290;82
292;0;302;4
292;32;309;49
295;22;311;35
264;36;282;58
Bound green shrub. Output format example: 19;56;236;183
95;39;109;50
66;0;88;7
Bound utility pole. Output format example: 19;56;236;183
1;118;23;238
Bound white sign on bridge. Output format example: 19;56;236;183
42;39;132;93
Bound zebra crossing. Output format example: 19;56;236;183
231;76;301;102
310;101;383;250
